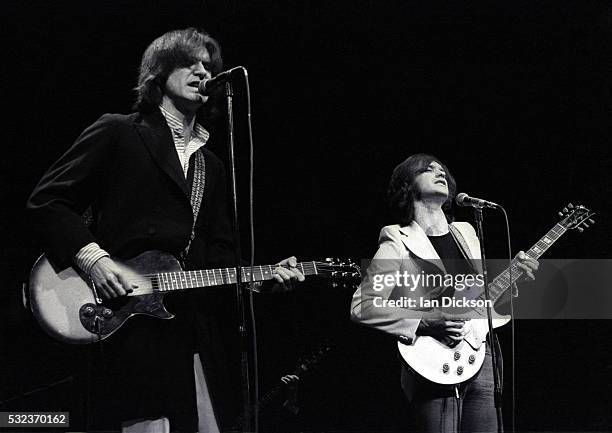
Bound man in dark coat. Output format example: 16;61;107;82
27;28;303;432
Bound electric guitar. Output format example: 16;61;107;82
29;252;359;344
397;204;595;385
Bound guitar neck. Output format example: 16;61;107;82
488;222;567;303
234;346;331;425
155;262;319;292
256;358;313;409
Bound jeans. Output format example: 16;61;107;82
409;343;502;433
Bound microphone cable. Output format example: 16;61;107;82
220;65;259;432
240;66;261;433
500;206;516;433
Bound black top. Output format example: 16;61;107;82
427;231;474;277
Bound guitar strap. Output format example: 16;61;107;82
180;149;206;266
449;225;481;274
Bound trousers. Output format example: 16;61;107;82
122;354;220;433
409;343;502;433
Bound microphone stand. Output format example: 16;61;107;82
473;206;503;433
224;81;253;432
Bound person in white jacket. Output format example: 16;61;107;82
351;153;538;432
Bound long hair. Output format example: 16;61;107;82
387;153;456;226
133;28;223;117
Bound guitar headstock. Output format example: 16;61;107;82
315;258;361;288
293;345;333;378
558;203;596;233
301;345;333;368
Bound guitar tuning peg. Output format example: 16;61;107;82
568;203;574;208
582;223;589;228
577;227;584;233
589;218;595;224
558;212;564;217
563;207;568;213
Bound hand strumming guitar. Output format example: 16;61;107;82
417;312;469;343
89;257;136;299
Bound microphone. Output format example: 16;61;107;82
455;193;500;209
198;66;244;96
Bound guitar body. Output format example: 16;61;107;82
29;251;180;344
397;316;509;385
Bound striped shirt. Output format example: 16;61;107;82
74;108;210;274
159;105;210;176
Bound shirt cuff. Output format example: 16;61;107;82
75;242;110;274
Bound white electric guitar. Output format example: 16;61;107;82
398;204;594;385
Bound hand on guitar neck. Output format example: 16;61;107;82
513;250;539;282
261;256;305;293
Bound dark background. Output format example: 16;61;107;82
3;0;612;431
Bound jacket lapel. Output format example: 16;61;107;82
398;222;446;274
134;110;190;198
449;224;482;273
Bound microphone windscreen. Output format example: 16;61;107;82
455;192;468;206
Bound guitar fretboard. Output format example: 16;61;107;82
486;222;567;303
153;262;320;292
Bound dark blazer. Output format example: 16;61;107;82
28;109;234;270
27;109;239;430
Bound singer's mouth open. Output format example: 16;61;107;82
188;81;200;88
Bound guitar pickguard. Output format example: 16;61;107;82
79;292;173;340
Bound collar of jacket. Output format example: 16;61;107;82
133;109;191;198
398;221;481;274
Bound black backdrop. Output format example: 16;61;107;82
3;1;612;431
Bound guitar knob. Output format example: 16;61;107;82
468;355;476;364
454;351;461;361
457;366;464;375
83;306;95;317
102;308;114;318
442;363;450;373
